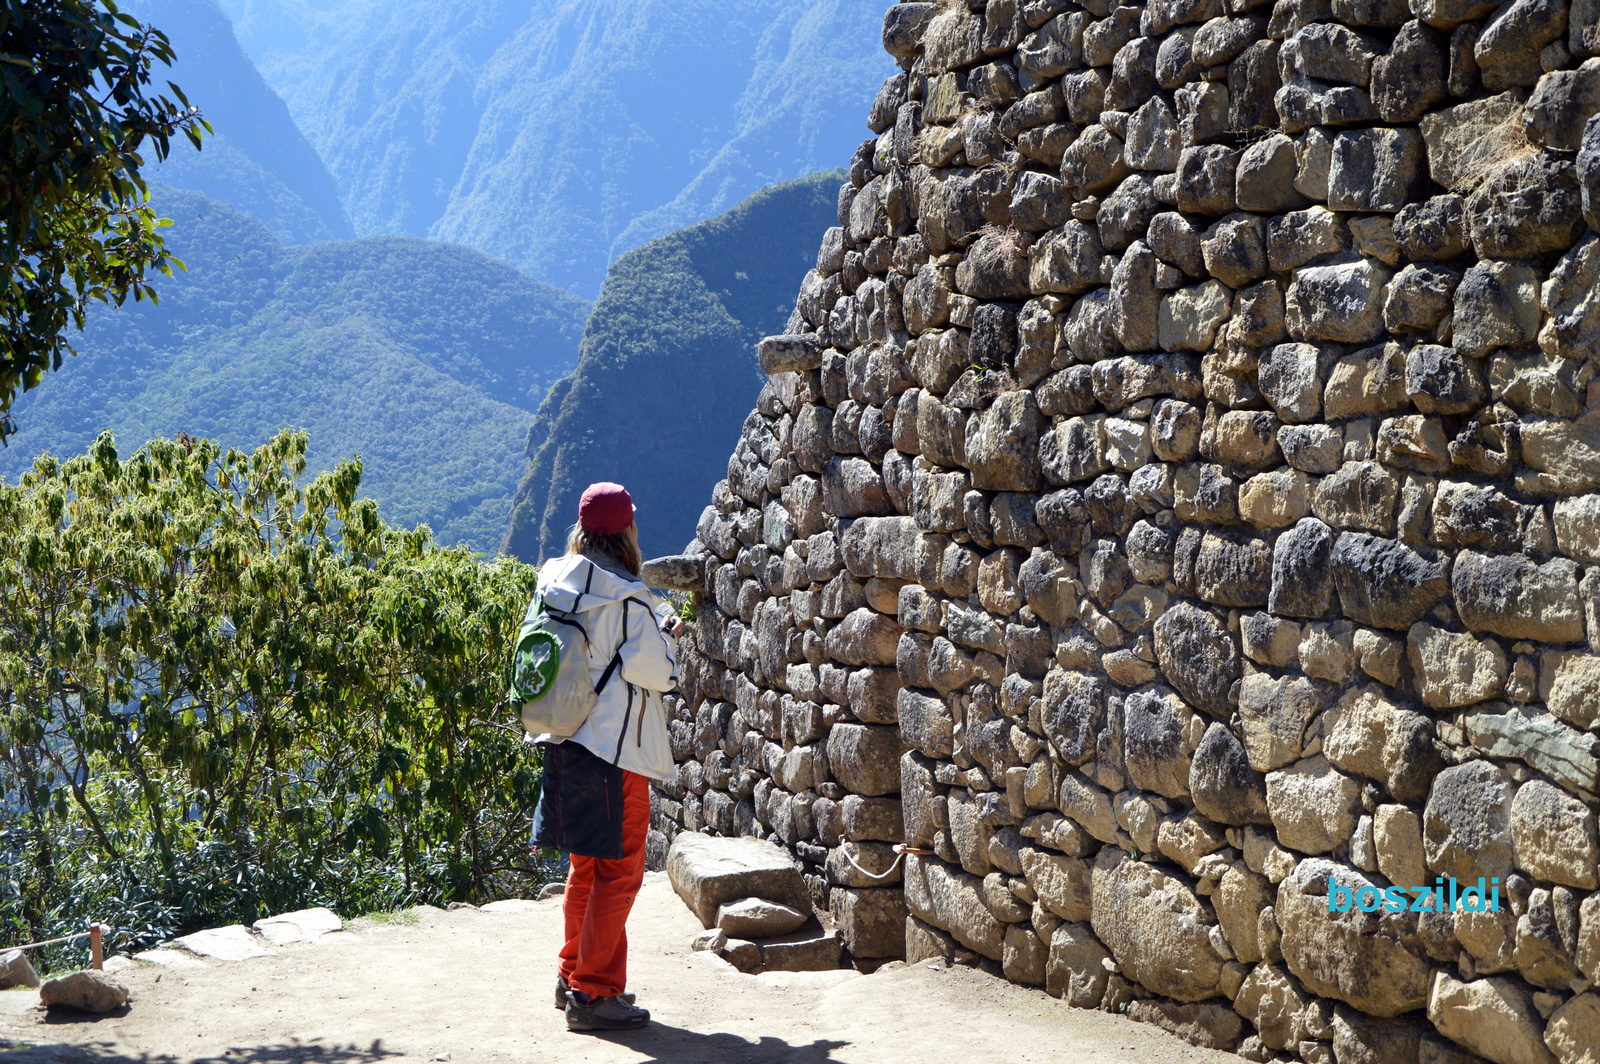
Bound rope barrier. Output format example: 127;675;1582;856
836;837;932;881
5;924;106;970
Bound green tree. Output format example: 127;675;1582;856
0;0;206;441
0;430;547;969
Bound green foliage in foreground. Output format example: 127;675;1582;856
0;430;546;972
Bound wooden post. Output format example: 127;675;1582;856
90;923;103;971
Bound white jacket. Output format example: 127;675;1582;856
531;552;678;782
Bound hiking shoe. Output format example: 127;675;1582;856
565;990;650;1031
555;976;634;1010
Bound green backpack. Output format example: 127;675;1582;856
510;563;623;738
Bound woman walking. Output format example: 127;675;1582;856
529;482;682;1032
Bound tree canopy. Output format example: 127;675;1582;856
0;0;206;441
0;430;546;970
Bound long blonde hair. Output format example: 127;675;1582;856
567;522;642;577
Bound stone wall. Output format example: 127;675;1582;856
649;0;1600;1060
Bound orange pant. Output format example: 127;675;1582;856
559;769;649;999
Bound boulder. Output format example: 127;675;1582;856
0;949;39;990
1266;756;1363;855
1189;722;1273;826
1452;552;1586;644
1545;993;1600;1064
1153;603;1240;716
39;971;130;1013
1463;704;1600;795
903;855;1005;961
1510;780;1599;891
1322;685;1440;802
666;832;812;928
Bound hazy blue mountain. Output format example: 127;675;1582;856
501;171;841;564
217;0;891;297
5;188;588;552
133;0;352;244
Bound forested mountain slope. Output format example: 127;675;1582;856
217;0;890;296
500;172;842;563
132;0;351;243
4;188;588;551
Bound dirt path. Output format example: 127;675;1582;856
0;873;1232;1064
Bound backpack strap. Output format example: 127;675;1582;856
593;597;629;696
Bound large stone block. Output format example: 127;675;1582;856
1090;848;1223;1003
666;832;813;928
1277;859;1434;1017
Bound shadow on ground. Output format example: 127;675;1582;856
0;1038;399;1063
594;1026;850;1063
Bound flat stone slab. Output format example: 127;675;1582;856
132;949;202;968
480;899;543;914
171;925;273;961
666;832;813;928
758;928;844;973
253;907;343;946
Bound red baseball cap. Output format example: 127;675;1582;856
579;482;634;535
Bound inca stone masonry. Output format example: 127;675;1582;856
643;1;1600;1061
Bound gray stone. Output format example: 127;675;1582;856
1239;673;1329;772
1475;0;1568;92
1331;533;1450;631
1190;722;1273;826
1286;260;1392;345
832;887;908;959
1463;704;1600;795
826;723;904;797
1237;134;1308;213
1123;686;1194;800
1452;551;1586;644
717;897;810;939
1419;91;1529;191
1153;602;1240;716
1466;156;1585;260
903;855;1005;961
1423;760;1516;887
667;833;813;929
0;949;39;990
1452;260;1541;360
1328;128;1424;212
1372;21;1450;122
1029;221;1104;294
1175;145;1240;215
1394;194;1469;261
1259;342;1323;425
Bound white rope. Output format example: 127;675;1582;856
6;925;104;953
836;837;907;882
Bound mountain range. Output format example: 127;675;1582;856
3;187;588;552
502;171;842;563
217;0;892;297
